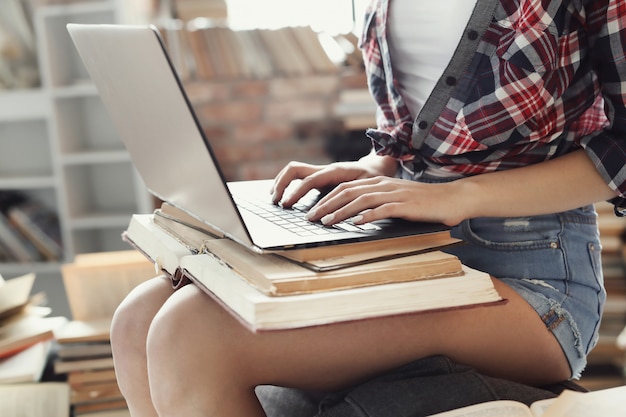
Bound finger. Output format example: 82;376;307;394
321;198;406;226
307;177;387;217
279;168;341;208
308;181;389;224
271;162;318;204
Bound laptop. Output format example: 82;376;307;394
66;24;448;252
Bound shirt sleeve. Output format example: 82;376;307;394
578;0;626;212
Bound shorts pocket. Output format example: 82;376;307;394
451;216;568;282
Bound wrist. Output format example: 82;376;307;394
358;151;398;177
446;177;485;223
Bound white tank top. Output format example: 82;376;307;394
387;0;478;118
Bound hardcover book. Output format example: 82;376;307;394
123;214;504;331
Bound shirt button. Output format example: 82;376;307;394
418;121;428;130
468;30;479;40
445;76;457;86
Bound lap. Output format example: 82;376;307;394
144;276;570;389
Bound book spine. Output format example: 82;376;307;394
8;206;63;261
0;212;40;262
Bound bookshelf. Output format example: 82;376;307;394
0;0;153;317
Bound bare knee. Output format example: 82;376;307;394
110;276;173;362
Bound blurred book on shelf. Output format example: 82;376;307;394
173;0;227;21
159;20;341;81
0;191;63;263
0;0;40;90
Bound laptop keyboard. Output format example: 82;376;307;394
235;198;381;237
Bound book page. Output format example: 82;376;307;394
543;386;626;417
528;398;555;416
0;383;69;417
0;273;35;319
61;251;155;321
426;400;535;417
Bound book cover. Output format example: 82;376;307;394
54;319;111;345
68;368;118;387
54;356;115;374
0;340;51;384
0;315;67;358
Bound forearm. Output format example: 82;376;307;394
453;149;617;221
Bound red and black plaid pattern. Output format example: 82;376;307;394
360;0;626;201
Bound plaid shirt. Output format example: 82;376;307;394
360;0;626;206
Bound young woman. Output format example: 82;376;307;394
110;0;624;415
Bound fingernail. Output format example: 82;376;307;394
350;215;363;224
321;213;335;225
305;208;317;220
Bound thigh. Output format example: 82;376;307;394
147;278;570;391
446;206;604;378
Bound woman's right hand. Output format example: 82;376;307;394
271;153;398;208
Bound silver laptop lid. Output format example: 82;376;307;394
67;24;253;248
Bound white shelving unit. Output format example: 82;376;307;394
0;0;153;316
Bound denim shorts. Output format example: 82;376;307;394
443;206;606;379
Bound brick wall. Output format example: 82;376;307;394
183;70;371;181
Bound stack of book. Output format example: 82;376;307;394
122;203;505;332
333;87;377;131
0;273;70;415
0;272;67;385
54;249;155;417
0;251;154;417
161;21;340;81
0;191;63;263
53;320;128;417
